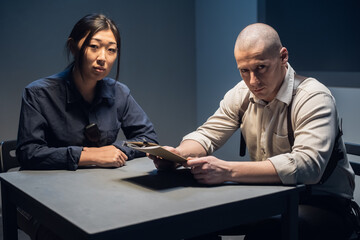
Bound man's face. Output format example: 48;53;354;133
234;45;288;102
77;29;118;81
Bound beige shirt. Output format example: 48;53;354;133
183;63;355;199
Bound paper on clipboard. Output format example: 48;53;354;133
123;141;187;163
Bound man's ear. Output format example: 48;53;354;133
280;47;288;65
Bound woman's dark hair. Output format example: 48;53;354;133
66;13;121;80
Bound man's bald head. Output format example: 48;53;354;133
235;23;283;58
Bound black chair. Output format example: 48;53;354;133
0;140;29;239
345;142;360;240
0;140;19;173
346;142;360;176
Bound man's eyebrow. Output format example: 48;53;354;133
91;38;117;45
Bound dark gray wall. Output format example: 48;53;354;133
195;0;257;160
263;0;360;87
265;0;360;72
0;0;196;146
260;0;360;144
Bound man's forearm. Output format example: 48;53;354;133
177;140;207;158
228;160;282;184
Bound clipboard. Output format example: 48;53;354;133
123;141;187;163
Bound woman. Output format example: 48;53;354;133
17;13;158;170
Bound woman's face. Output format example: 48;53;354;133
77;29;118;81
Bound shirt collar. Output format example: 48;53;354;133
275;62;295;106
63;66;115;106
248;62;295;106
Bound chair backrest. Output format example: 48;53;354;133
345;142;360;209
0;140;19;172
345;142;360;176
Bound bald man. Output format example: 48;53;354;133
151;23;357;239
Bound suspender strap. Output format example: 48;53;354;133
319;120;343;184
288;75;344;184
240;74;307;156
240;132;246;156
286;74;307;146
239;74;344;185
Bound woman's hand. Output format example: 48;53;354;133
79;145;128;168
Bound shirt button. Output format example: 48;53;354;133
261;148;266;154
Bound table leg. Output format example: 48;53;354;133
282;193;299;240
1;182;18;240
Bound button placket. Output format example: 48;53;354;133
260;104;272;158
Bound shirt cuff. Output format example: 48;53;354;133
68;146;82;170
112;140;145;160
268;153;297;185
182;132;214;155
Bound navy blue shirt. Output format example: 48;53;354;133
17;67;158;170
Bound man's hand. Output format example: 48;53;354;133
184;156;231;184
79;145;128;168
147;146;181;170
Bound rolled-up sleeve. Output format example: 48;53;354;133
269;92;337;185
